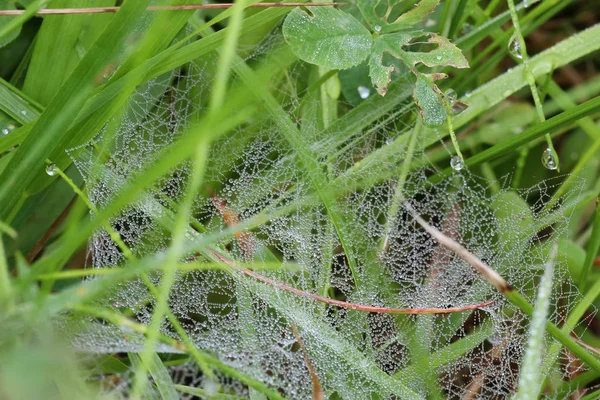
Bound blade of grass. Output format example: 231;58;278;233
129;353;179;400
0;0;152;220
0;0;50;44
517;244;558;400
579;199;600;292
70;305;287;400
0;78;42;124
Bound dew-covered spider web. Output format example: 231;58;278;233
61;19;596;400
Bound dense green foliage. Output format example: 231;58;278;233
0;0;599;399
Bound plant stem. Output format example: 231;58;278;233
506;0;559;170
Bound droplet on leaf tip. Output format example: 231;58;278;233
357;86;370;99
46;163;58;176
450;156;464;171
508;33;523;60
541;148;558;170
451;100;469;115
461;24;473;35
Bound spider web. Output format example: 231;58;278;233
61;20;594;400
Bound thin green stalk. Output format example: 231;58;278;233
446;115;464;162
131;1;248;393
0;227;14;310
47;161;216;379
380;119;420;252
71;305;286;400
581;388;600;400
209;0;251;111
130;139;210;399
506;0;558;170
47;161;133;260
579;199;600;292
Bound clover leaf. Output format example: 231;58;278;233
282;0;470;126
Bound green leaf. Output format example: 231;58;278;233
413;74;445;126
368;31;468;123
0;0;21;48
338;62;376;106
368;33;412;95
369;32;468;95
283;6;373;70
394;33;469;70
391;0;440;28
491;191;535;259
358;0;440;33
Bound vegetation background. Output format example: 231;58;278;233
0;0;599;399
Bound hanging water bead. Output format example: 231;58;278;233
46;163;59;176
2;124;15;135
357;86;370;99
541;148;558;170
508;33;523;60
444;89;469;115
450;156;464;171
461;23;473;35
451;100;469;115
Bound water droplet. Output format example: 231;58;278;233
20;110;27;116
425;18;436;27
46;163;58;176
385;138;392;145
461;23;473;35
357;86;370;99
451;100;469;115
373;25;382;32
2;124;15;135
488;332;503;345
203;380;219;395
523;0;530;7
508;33;523;60
445;89;456;103
436;55;442;60
450;156;464;171
541;148;558;170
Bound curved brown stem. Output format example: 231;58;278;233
210;250;494;315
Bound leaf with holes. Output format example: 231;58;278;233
358;0;440;33
282;6;373;70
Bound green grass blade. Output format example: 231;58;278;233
0;0;153;220
517;245;557;400
579;198;600;292
129;353;179;400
